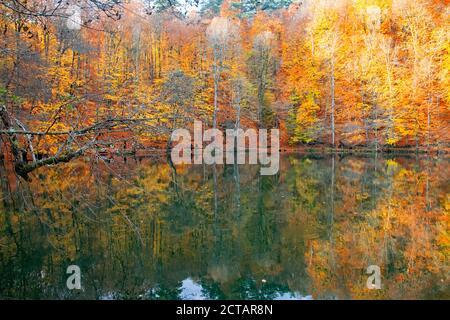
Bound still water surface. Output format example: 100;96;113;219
0;154;448;299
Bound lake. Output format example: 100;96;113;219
0;153;448;299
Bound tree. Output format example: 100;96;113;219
248;30;277;128
288;93;321;144
206;16;238;129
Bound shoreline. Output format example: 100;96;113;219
2;146;448;164
131;146;450;156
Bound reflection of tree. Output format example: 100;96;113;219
305;156;449;299
0;155;448;299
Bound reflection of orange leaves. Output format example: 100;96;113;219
10;214;19;225
395;273;406;282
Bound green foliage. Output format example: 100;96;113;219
0;86;21;104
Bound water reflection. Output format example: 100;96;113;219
179;278;208;300
0;154;448;299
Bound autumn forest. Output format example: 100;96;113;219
0;0;449;302
0;0;449;177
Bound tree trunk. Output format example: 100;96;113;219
330;57;335;149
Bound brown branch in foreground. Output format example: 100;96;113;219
14;145;90;180
0;113;173;178
0;118;158;136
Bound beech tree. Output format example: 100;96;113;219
206;16;237;129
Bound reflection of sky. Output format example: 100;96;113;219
179;278;209;300
273;292;313;300
100;292;116;300
178;277;313;300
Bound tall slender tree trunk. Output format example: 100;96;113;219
331;56;336;149
213;70;218;129
427;94;431;152
212;46;221;129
